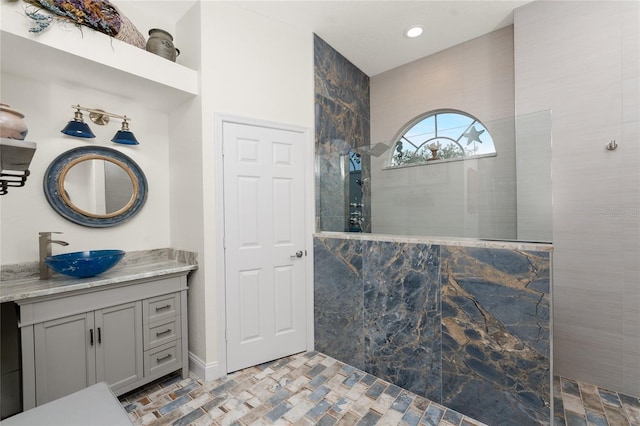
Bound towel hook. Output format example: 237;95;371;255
606;140;618;151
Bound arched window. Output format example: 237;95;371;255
388;109;496;167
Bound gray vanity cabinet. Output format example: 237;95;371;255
33;301;143;405
17;273;189;410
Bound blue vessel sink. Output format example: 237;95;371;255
45;250;125;278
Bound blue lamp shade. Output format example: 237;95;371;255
111;119;139;145
61;117;96;138
111;130;139;145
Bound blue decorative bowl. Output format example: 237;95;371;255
45;250;125;278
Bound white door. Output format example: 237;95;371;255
223;121;307;373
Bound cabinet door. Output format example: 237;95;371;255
95;301;143;391
34;313;96;405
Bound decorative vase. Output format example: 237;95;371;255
429;148;439;160
0;104;28;140
145;29;180;62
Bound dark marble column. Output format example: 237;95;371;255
362;241;441;402
314;35;370;233
313;236;552;425
440;246;551;425
313;237;365;370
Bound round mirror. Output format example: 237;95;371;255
44;146;148;227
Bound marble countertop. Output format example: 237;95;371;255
0;248;198;303
314;232;554;252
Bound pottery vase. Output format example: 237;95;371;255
0;104;28;140
145;29;180;62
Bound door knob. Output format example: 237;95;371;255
290;250;303;259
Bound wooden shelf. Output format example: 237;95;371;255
0;4;199;111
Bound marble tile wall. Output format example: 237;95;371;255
314;35;371;233
314;235;552;425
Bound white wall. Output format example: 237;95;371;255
370;26;517;239
0;0;315;382
515;0;640;395
0;73;171;265
171;1;315;375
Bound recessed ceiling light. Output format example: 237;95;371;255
404;25;424;38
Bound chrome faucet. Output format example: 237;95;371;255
39;232;69;279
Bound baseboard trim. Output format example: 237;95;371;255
188;352;222;382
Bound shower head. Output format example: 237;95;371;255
353;142;390;157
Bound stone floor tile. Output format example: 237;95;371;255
378;408;404;425
264;401;293;423
119;352;638;426
603;406;631;426
585;409;609;426
336;411;361;426
283;399;316;422
171;407;206;426
400;408;422;426
420;403;445;426
441;409;463;425
562;378;582;398
239;404;270;425
565;411;587;426
599;390;623;408
317;413;339;426
371;393;396;414
307;399;333;421
357;409;382;425
580;383;606;412
564;394;587;416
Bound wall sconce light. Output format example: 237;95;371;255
61;105;140;145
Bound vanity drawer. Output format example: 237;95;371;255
144;339;182;377
143;293;180;324
144;317;181;350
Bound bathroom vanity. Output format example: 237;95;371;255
0;249;197;411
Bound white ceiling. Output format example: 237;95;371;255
229;1;532;76
152;0;531;76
